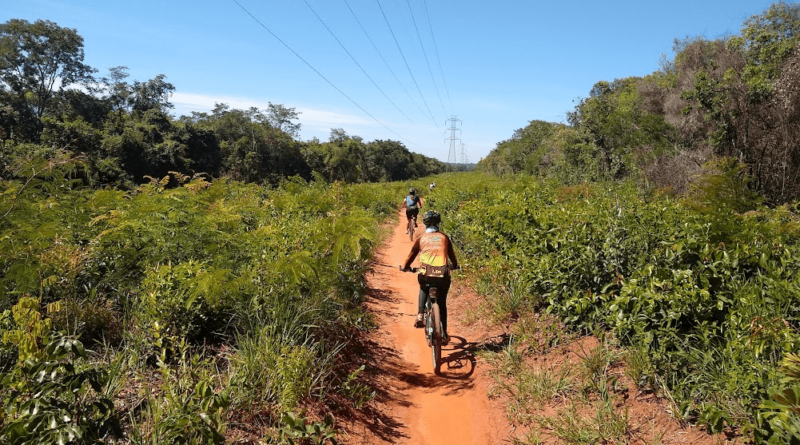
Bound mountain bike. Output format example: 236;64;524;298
407;217;415;241
399;266;446;374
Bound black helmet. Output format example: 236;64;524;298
422;210;440;227
409;188;416;195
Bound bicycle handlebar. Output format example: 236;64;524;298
398;264;459;273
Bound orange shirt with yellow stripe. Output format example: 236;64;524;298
403;230;459;273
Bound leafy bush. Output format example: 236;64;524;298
0;332;121;445
756;353;800;444
277;411;338;445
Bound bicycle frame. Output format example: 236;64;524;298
399;266;444;374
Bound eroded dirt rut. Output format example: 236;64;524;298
353;209;506;444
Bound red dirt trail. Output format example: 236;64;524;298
351;209;507;444
345;209;729;445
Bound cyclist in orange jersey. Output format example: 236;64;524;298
401;210;459;344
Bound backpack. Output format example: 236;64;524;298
406;195;417;209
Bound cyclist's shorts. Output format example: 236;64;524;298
406;208;419;219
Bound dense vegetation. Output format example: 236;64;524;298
3;3;800;444
424;171;800;442
0;157;422;443
480;2;800;205
0;19;446;189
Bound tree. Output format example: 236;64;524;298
729;1;800;97
100;66;133;113
129;74;175;113
266;102;301;138
190;103;309;184
0;19;96;137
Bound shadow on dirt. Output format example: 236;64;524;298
330;334;411;444
334;259;514;443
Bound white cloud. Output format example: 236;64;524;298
171;91;374;128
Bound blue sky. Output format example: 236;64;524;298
1;0;779;161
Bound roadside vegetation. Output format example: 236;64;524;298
0;162;419;443
425;171;800;442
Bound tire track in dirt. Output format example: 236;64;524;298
351;209;507;445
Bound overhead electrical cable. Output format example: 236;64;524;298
375;0;439;129
404;0;447;118
301;0;422;132
229;0;421;148
421;0;453;111
341;0;433;129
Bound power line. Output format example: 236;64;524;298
375;0;439;129
421;0;453;111
302;0;422;132
229;0;420;148
341;0;433;130
404;0;447;118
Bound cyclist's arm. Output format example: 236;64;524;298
402;238;422;270
401;199;407;209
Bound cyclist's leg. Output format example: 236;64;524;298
417;274;429;313
415;275;428;327
431;276;452;339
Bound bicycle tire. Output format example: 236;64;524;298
431;302;442;373
408;218;414;241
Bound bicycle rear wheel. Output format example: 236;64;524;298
431;302;442;374
408;218;414;241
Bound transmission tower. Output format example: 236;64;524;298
460;143;469;170
445;116;461;171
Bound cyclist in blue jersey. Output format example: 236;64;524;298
401;188;422;234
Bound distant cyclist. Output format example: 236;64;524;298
429;182;435;192
401;188;422;234
401;210;459;344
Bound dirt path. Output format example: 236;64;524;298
352;209;507;444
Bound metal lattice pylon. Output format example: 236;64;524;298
445;116;461;170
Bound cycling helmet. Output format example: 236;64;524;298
422;210;441;227
409;188;416;195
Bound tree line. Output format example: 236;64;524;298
0;19;446;188
480;2;800;205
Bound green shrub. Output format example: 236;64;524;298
50;295;122;346
0;332;121;445
756;353;800;444
129;339;230;445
